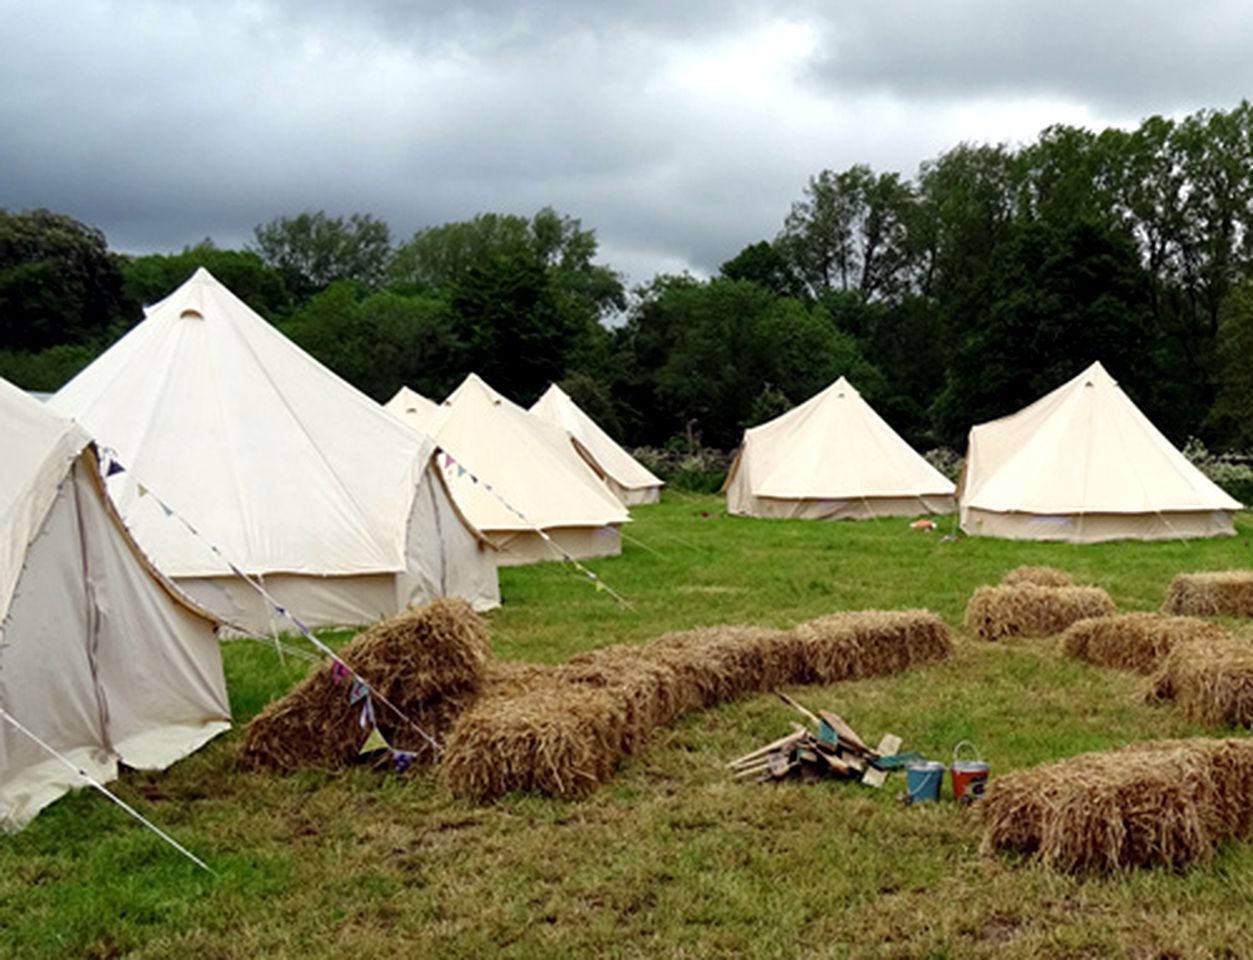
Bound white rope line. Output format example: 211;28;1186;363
0;708;214;874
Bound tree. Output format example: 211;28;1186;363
0;208;127;351
391;207;625;319
719;241;802;298
1206;282;1253;449
449;251;593;404
282;281;461;402
931;219;1157;444
251;211;391;300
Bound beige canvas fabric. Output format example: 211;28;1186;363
51;269;499;630
529;384;663;506
0;380;229;830
959;361;1240;542
724;376;956;520
388;375;629;565
384;386;441;433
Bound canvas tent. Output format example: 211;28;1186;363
959;361;1240;542
386;375;629;565
385;386;442;432
0;377;230;830
51;268;499;633
529;383;664;506
724;376;956;520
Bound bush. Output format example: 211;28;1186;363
923;447;963;483
1182;439;1253;508
631;445;733;493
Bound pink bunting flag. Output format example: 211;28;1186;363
331;661;350;684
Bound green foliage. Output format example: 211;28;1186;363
122;246;291;322
1207;282;1253;448
0;208;127;351
0;342;98;392
1182;438;1253;507
282;281;461;402
251;210;391;299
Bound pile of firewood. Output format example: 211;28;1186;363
727;693;907;786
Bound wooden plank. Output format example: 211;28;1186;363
862;733;903;788
726;732;803;768
775;691;821;728
818;710;871;754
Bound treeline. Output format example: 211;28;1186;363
3;101;1253;453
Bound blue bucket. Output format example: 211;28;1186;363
905;760;946;804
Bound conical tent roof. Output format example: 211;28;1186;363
51;268;498;627
725;377;955;520
397;374;628;563
960;361;1240;541
529;383;663;505
0;377;229;829
384;386;442;435
53;267;443;578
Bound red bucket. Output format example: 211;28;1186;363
950;741;988;805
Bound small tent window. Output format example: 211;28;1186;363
179;309;204;320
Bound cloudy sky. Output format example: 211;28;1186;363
3;1;1251;287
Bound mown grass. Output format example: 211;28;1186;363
4;494;1253;958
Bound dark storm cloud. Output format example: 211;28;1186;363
1;1;1249;284
805;0;1253;116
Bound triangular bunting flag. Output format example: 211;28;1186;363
359;698;375;728
137;483;148;498
331;661;350;684
359;726;389;755
106;459;126;477
393;750;417;774
456;464;467;478
349;678;369;704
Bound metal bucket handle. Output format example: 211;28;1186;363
952;740;982;764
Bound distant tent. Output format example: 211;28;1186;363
529;383;664;506
959;361;1240;542
0;377;229;830
724;376;956;520
385;386;442;432
51;268;499;632
388;375;629;565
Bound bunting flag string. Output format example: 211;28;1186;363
0;708;214;874
439;451;634;610
96;447;444;767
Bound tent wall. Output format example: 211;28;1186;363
615;480;661;506
1;456;228;830
489;526;622;566
962;507;1235;543
729;490;956;520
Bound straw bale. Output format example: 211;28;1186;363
980;738;1253;872
441;613;952;801
237;598;491;771
964;583;1115;641
789;610;953;682
1001;565;1074;587
1147;635;1253;726
1163;571;1253;618
1061;613;1227;674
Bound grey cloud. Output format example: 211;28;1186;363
805;1;1253;116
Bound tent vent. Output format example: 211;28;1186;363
179;309;205;321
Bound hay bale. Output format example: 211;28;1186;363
964;583;1115;641
237;598;491;771
1147;635;1253;726
1163;572;1253;617
441;612;952;801
789;610;953;682
980;738;1253;872
1001;565;1074;587
1061;613;1227;674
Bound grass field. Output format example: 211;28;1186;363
4;494;1253;958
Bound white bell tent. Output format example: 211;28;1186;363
388;375;629;565
724;377;956;519
51;268;499;632
959;361;1240;542
0;378;230;830
529;383;663;506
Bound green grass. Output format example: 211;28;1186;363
4;494;1253;958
